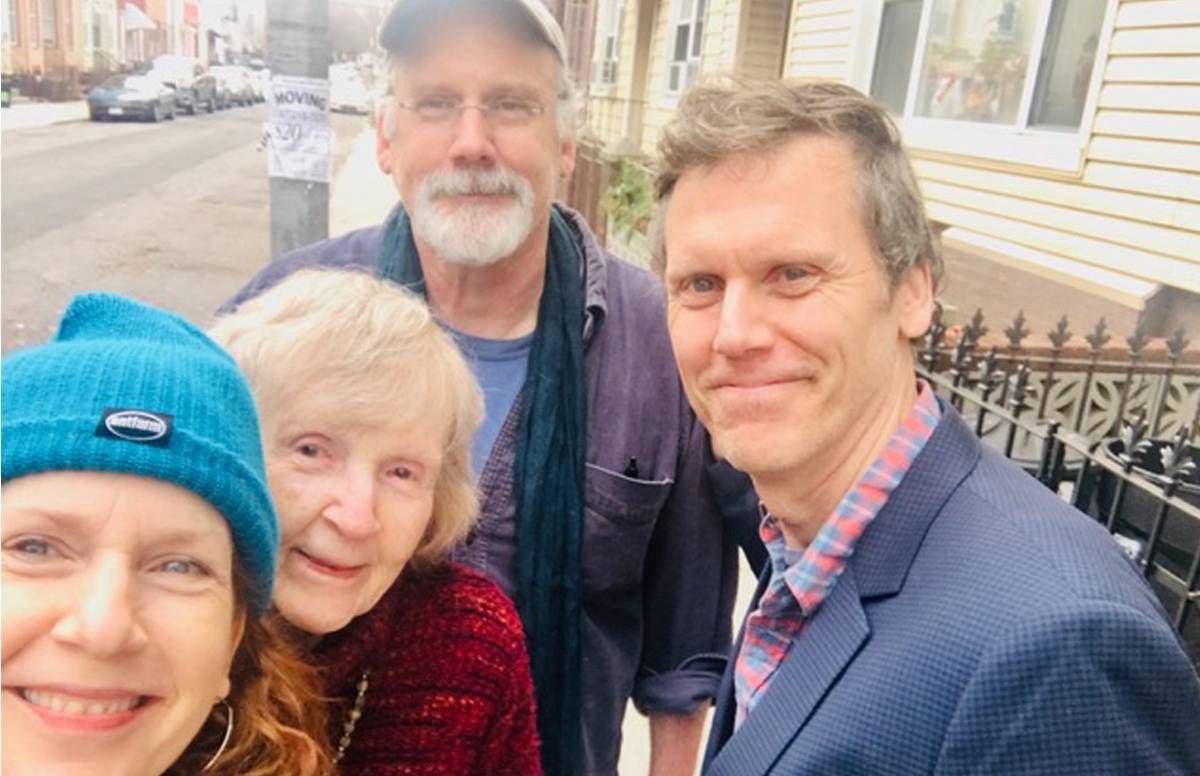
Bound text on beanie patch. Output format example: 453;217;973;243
96;408;174;447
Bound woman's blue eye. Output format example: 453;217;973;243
11;538;54;557
158;559;206;576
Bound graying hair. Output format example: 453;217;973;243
651;78;942;290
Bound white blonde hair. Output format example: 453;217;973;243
209;269;484;571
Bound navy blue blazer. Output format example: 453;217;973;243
704;405;1200;775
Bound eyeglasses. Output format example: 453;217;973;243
395;96;547;127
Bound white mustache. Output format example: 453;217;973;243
421;168;529;199
410;165;537;267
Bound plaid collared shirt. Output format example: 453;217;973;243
734;384;942;728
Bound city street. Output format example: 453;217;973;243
1;105;368;353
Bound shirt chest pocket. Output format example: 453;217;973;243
582;463;673;598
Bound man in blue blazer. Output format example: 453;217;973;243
652;78;1200;775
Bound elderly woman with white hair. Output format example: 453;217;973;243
210;268;540;775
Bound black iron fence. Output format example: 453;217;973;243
920;307;1200;665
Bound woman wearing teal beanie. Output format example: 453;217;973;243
1;293;334;775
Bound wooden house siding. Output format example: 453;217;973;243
735;0;790;80
600;0;1199;300
638;0;675;156
703;0;742;74
775;0;1200;299
782;0;854;81
585;0;650;150
637;0;793;155
587;89;628;148
919;0;1200;297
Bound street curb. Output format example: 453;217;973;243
1;101;91;132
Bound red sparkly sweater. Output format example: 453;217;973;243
311;563;542;775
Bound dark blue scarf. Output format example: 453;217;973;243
378;205;585;775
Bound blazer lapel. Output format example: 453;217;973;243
851;405;980;598
706;569;869;775
704;402;982;775
704;565;772;770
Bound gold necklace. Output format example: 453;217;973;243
333;671;370;763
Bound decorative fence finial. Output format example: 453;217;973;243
963;308;988;347
1166;328;1190;362
1159;426;1197;485
1005;310;1030;350
1086;317;1111;353
1127;319;1150;358
1117;408;1153;466
1048;315;1071;351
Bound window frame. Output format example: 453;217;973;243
849;0;1119;173
40;0;57;47
591;0;625;91
663;0;707;99
3;0;17;45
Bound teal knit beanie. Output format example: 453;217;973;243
2;293;278;613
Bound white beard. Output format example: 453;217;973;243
409;166;537;267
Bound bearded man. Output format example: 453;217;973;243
221;1;744;774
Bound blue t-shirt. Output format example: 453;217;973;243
449;327;534;478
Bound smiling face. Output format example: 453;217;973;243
664;135;933;491
376;13;576;266
1;470;244;776
265;391;446;635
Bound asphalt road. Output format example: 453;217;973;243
1;105;366;354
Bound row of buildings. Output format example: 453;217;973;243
2;0;266;97
4;0;1194;335
551;0;1199;339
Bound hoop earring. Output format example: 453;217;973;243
200;698;235;773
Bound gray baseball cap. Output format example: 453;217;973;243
378;0;567;65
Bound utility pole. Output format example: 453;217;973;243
266;0;330;259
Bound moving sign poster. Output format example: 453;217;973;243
265;75;334;183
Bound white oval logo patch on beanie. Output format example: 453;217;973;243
97;408;174;447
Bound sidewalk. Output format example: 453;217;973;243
329;126;397;237
1;100;89;132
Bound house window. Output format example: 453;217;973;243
667;0;706;94
3;0;17;45
859;0;1113;171
41;0;56;46
592;0;624;86
870;0;922;115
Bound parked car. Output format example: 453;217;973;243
248;65;269;103
329;65;371;115
211;65;256;107
146;55;217;115
212;77;231;110
86;74;177;122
